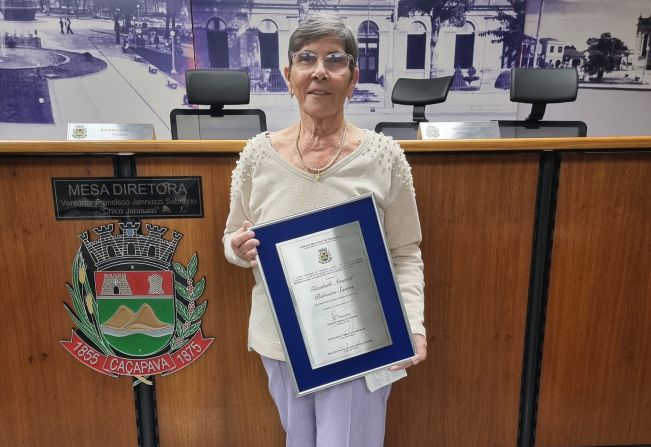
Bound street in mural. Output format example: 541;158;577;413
1;0;648;138
61;222;213;382
0;0;193;138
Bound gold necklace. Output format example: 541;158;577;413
295;121;347;181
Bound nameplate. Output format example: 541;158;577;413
52;177;203;219
418;121;501;140
67;123;155;140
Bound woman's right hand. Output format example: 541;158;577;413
231;220;260;267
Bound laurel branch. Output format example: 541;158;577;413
170;253;207;352
63;251;115;356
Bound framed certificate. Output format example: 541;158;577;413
252;194;415;395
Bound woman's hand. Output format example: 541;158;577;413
389;334;427;371
230;220;260;267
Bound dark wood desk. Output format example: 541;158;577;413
1;137;649;447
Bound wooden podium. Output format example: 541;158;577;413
0;137;649;447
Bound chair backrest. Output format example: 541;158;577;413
375;76;453;139
170;70;267;140
498;67;587;138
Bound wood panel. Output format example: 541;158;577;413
0;157;138;446
3;143;647;447
138;153;539;446
536;153;651;446
1;135;651;155
134;156;285;446
385;154;539;447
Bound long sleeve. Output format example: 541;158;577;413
383;147;426;336
223;140;256;269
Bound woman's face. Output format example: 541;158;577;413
284;37;359;120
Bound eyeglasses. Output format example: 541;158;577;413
290;51;354;73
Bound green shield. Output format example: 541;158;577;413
95;270;175;357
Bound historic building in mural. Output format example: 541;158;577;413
539;38;580;69
0;0;39;21
190;0;517;96
635;15;651;70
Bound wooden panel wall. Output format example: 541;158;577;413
136;153;539;447
0;157;138;447
134;156;285;446
2;147;648;447
536;153;651;446
385;154;539;447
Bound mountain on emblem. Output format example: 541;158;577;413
96;270;175;357
102;304;174;337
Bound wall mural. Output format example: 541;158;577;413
525;0;650;89
189;0;525;132
0;0;193;139
0;0;648;139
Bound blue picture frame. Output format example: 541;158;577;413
252;193;415;395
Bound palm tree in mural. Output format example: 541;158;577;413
398;0;475;78
583;33;629;81
479;0;525;68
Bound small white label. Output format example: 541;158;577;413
417;121;501;140
365;368;407;392
67;123;154;141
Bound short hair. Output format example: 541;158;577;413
288;13;358;70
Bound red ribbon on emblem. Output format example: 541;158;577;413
61;331;213;377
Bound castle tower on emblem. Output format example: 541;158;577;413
79;222;182;270
81;222;181;357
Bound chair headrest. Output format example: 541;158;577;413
391;76;453;106
186;70;250;106
510;68;578;104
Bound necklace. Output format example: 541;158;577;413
294;121;347;181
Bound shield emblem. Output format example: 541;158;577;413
95;270;175;357
318;248;332;264
71;125;87;139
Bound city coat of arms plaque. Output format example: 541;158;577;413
61;222;213;382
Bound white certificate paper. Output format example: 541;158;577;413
276;221;392;369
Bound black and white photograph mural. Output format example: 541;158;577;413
1;0;649;139
0;0;194;139
524;0;650;90
189;0;529;131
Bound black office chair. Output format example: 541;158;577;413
170;70;267;140
498;67;587;138
374;76;453;139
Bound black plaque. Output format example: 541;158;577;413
52;177;203;219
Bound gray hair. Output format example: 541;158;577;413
288;13;358;69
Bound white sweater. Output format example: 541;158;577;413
223;130;425;360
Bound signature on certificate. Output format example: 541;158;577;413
329;306;352;322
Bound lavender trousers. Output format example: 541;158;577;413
261;356;391;447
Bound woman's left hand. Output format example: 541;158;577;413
389;334;427;371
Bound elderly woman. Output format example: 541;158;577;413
223;13;426;447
